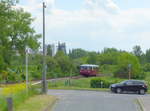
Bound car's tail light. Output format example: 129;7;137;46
143;85;147;88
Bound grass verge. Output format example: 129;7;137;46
0;84;41;111
16;95;57;111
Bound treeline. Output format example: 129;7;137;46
26;46;150;81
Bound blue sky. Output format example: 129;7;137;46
18;0;150;52
114;0;150;9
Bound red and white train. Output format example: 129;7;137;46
80;64;99;77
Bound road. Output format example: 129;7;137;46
48;90;147;111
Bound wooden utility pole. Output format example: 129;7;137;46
25;46;28;90
128;64;132;80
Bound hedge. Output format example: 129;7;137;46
90;77;124;88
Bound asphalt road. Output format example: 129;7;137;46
48;90;148;111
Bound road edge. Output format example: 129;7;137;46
136;98;146;111
44;96;58;111
49;87;110;92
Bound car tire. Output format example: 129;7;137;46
139;89;145;95
116;88;122;94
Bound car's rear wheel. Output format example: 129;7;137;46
116;88;122;94
139;89;145;95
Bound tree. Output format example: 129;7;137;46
0;2;41;65
0;1;41;82
142;63;150;72
0;54;4;71
69;48;88;59
47;45;52;56
145;49;150;63
102;48;118;54
55;51;75;76
114;52;144;79
9;9;41;55
46;56;60;78
133;45;142;57
98;48;120;65
132;45;143;63
87;52;99;64
0;0;18;5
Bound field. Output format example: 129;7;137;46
48;77;123;90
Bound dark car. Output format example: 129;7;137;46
110;80;148;95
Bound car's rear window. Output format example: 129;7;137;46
132;81;144;85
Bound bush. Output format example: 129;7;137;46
90;77;124;88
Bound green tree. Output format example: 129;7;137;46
114;52;143;79
87;52;99;64
133;45;142;57
55;51;76;76
0;1;41;82
69;48;89;59
46;56;60;78
132;45;143;63
0;0;18;5
102;48;118;54
0;2;41;64
142;63;150;72
98;48;120;65
145;49;150;63
47;45;52;56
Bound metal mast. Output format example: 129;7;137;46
42;2;47;94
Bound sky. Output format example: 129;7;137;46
17;0;150;52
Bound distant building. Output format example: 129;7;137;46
45;42;67;56
46;44;56;57
57;42;66;54
50;44;57;57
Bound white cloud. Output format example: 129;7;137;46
85;0;120;14
18;0;150;51
45;0;55;7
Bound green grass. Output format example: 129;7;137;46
48;77;124;88
48;77;111;92
16;95;57;111
0;86;40;111
49;77;95;88
0;96;7;111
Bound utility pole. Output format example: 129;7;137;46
128;64;132;80
42;1;47;94
25;46;28;90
